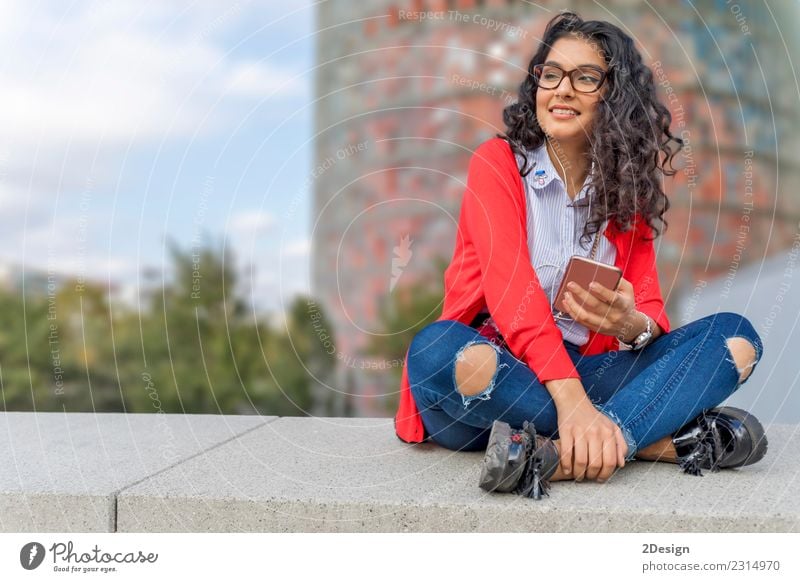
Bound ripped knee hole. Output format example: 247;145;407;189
725;337;759;383
455;343;499;396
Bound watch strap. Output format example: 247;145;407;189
620;312;652;350
631;314;653;350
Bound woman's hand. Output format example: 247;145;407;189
562;276;640;342
555;396;628;482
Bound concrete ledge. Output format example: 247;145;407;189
0;412;274;531
2;413;798;532
116;417;799;532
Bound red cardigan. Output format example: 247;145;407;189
394;137;672;444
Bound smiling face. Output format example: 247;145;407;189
535;35;609;146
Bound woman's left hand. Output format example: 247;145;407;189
562;276;639;341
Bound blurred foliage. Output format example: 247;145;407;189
0;242;337;416
367;257;447;412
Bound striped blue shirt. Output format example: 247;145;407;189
515;144;617;347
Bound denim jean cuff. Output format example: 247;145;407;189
593;404;638;462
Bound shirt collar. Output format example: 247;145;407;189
528;143;595;201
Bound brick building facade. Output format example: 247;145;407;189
312;0;799;416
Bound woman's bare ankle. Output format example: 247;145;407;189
635;435;678;463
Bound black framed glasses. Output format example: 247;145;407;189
533;63;609;94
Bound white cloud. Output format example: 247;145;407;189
225;61;304;98
0;0;314;315
1;214;135;282
0;1;305;147
0;0;310;221
229;211;277;236
281;238;310;258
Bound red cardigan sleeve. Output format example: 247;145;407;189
628;218;671;336
460;139;580;382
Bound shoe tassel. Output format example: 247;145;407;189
513;422;552;500
678;418;723;477
515;454;551;500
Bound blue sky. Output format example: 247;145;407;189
0;0;315;314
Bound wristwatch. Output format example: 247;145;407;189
619;312;653;351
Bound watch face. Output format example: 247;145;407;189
633;332;653;350
632;314;653;350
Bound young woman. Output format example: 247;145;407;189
395;11;767;497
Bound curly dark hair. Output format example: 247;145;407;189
497;10;684;243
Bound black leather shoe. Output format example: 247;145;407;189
672;406;768;476
478;420;560;500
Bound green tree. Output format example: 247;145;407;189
367;257;447;414
0;240;339;417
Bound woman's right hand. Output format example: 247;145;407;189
554;390;628;482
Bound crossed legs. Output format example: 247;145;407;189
454;337;760;467
634;337;758;462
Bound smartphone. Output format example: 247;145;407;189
552;256;622;314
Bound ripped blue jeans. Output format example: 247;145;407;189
407;312;763;456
